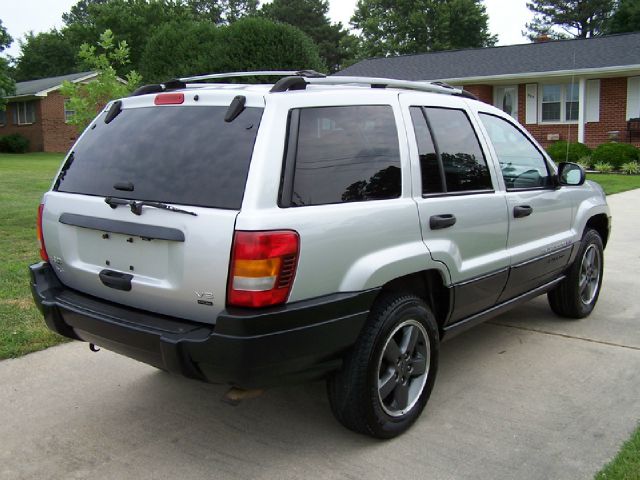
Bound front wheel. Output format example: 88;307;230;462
327;293;439;439
548;229;604;319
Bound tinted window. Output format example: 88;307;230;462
55;105;263;209
409;107;443;194
288;106;401;206
424;108;492;192
479;113;551;189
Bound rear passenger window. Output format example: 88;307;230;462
284;106;401;206
479;113;551;189
409;107;444;194
424;108;492;192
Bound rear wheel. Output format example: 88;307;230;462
548;229;604;318
327;293;439;439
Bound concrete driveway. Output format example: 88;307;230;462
1;190;639;480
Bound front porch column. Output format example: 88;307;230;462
578;77;586;143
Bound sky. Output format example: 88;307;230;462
2;0;534;58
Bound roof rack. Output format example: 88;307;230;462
179;70;326;83
271;75;476;99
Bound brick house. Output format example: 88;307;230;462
1;71;97;152
338;32;640;149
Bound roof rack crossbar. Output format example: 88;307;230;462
300;76;465;96
179;70;326;83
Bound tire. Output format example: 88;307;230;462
547;229;604;319
327;293;439;439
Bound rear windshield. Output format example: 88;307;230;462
54;105;263;210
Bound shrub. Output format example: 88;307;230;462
0;133;30;153
594;161;613;173
591;142;640;170
546;141;592;164
621;161;640;175
577;156;593;169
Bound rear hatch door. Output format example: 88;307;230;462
42;92;264;323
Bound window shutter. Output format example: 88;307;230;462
525;84;537;124
627;77;640;120
586;79;600;123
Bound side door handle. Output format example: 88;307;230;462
513;205;533;218
429;214;457;230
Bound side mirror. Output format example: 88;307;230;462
557;162;586;186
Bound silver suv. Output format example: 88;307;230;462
30;71;610;438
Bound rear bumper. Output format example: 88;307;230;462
30;262;376;388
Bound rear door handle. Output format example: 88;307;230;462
429;214;457;230
99;269;133;291
514;205;533;218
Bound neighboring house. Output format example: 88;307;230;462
338;32;640;149
1;71;97;152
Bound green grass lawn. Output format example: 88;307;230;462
588;173;640;195
0;153;67;359
595;424;640;480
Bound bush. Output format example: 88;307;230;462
577;156;593;169
591;142;640;170
594;161;613;173
546;141;592;164
0;134;30;153
621;161;640;175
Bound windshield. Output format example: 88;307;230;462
54;105;263;210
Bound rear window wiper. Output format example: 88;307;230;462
105;197;197;216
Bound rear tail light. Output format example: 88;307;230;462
227;230;299;308
37;203;49;262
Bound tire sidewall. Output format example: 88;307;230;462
365;297;439;438
573;230;604;317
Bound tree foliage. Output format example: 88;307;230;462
63;0;194;75
14;30;79;81
0;19;15;110
214;17;324;73
260;0;353;72
524;0;615;39
60;29;141;132
606;0;640;34
351;0;497;57
185;0;258;23
139;21;220;82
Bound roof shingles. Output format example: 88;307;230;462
337;32;640;81
14;71;95;97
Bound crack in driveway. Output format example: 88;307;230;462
488;321;640;351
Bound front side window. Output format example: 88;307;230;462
13;101;36;125
541;83;579;123
479;113;551;189
285;105;401;206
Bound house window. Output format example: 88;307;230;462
540;83;579;123
13;101;36;125
64;99;75;123
0;109;6;126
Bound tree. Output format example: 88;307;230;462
351;0;496;58
63;0;194;75
0;20;15;110
606;0;640;34
60;29;141;132
524;0;615;40
184;0;258;23
260;0;352;72
139;21;220;82
14;30;79;81
214;17;325;73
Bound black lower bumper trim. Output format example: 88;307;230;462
29;262;377;388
